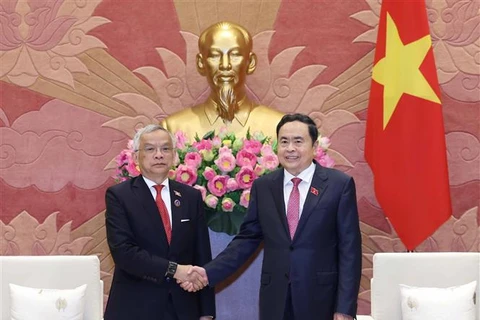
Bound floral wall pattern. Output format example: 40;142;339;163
1;0;478;317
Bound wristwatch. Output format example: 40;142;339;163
165;261;178;278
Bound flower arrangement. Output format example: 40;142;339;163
114;128;334;235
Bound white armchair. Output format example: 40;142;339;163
1;255;103;320
358;252;480;320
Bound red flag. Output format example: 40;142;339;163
364;0;451;250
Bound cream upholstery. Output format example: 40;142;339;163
359;252;480;320
0;255;103;320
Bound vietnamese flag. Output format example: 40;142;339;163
364;0;451;250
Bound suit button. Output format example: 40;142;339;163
289;246;294;251
285;273;289;279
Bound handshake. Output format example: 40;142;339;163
174;265;209;292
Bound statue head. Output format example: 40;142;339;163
197;22;257;120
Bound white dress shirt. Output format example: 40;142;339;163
142;176;173;225
283;162;316;218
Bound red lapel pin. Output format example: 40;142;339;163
310;187;319;196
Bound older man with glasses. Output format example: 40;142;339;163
104;124;215;320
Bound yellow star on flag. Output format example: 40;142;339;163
372;12;440;129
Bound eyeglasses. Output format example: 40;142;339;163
138;146;174;155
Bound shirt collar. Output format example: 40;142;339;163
204;96;253;127
283;162;316;187
142;175;169;191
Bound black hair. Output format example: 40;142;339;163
276;113;318;146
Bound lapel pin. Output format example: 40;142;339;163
174;199;181;207
174;190;182;197
310;187;319;196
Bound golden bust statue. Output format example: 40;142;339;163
161;21;284;139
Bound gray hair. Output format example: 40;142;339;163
132;124;176;151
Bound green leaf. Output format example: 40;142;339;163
203;130;215;140
272;139;278;153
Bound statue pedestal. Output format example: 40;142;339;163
209;229;263;319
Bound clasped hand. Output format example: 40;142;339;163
174;265;209;292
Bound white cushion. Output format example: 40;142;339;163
399;281;477;320
10;283;87;320
371;252;480;320
1;256;102;320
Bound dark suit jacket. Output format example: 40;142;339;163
205;163;361;320
104;176;215;320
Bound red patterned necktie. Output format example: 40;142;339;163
153;185;172;244
287;178;302;239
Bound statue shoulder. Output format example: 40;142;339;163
165;104;205;121
161;104;208;137
161;104;206;129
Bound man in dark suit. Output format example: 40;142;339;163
184;113;362;320
104;124;215;320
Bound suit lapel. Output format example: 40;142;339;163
270;170;290;239
293;164;329;242
132;176;170;245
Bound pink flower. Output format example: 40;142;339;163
317;154;335;168
184;152;202;168
235;166;257;189
126;161;140;176
259;154;279;171
261;144;275;156
221;198;236;212
193;139;213;151
226;178;239;191
240;189;251;208
168;169;176;180
254;164;265;176
207;175;229;197
205;194;219;209
243;139;263;154
212;136;222;148
218;127;229;139
175;131;189;149
116;149;133;166
215;152;236;173
193;185;207;200
317;136;331;150
219;146;232;154
175;164;198;186
174;152;180;166
127;140;135;150
203;167;217;180
236;149;257;167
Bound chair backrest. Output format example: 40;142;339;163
0;255;103;320
370;252;480;320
